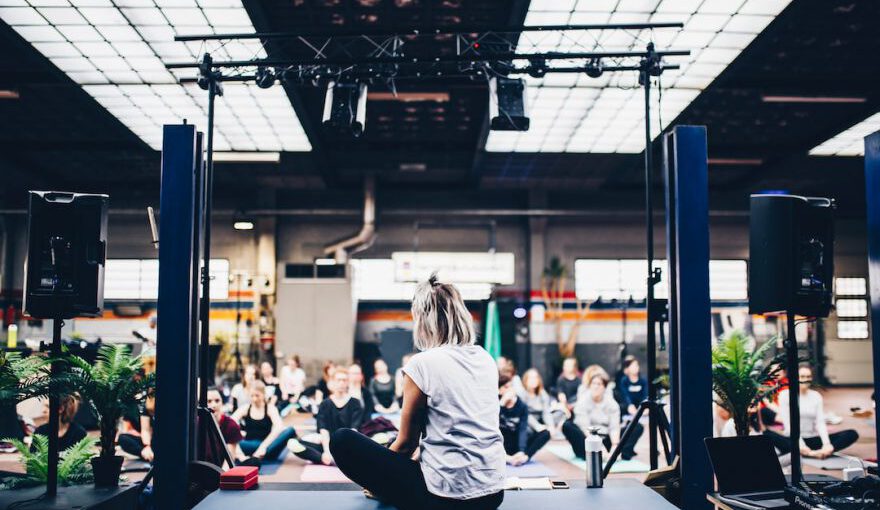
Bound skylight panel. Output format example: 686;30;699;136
2;0;311;152
486;0;791;153
810;112;880;157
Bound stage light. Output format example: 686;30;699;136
513;307;527;319
322;81;368;136
488;77;529;131
233;220;254;231
255;66;275;89
585;59;603;78
315;258;337;266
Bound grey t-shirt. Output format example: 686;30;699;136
403;345;505;499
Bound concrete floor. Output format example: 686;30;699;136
1;387;875;484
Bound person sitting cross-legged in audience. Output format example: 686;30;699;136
521;368;566;438
556;357;581;416
229;365;257;413
562;371;643;460
499;372;551;466
288;367;364;465
204;387;242;465
618;356;648;417
370;358;400;415
764;365;858;459
497;356;526;398
33;393;87;452
118;397;155;462
348;363;376;416
231;380;297;463
280;354;306;408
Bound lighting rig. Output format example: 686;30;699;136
166;23;689;471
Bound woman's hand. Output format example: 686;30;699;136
321;452;334;465
141;445;154;462
253;446;267;459
816;444;834;459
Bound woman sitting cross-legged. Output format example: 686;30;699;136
287;367;364;465
764;365;859;459
562;371;643;461
231;380;297;463
329;274;505;510
499;372;551;466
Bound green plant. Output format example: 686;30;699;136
0;435;97;489
0;351;53;404
711;331;783;437
64;344;155;458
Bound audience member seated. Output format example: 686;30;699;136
280;354;306;407
205;387;242;465
764;366;858;459
348;363;376;415
260;361;281;407
288;368;364;465
118;396;155;462
556;357;581;414
394;353;414;405
33;394;86;452
229;364;257;412
563;372;643;460
499;372;550;466
370;358;399;415
301;361;336;414
618;356;648;416
231;380;296;463
521;368;565;437
759;366;787;427
497;356;526;397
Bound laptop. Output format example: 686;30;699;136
705;436;789;509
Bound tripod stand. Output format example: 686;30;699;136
603;399;674;478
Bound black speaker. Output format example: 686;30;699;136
489;77;529;131
748;194;834;317
23;191;109;319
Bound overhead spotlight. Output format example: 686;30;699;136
585;59;604;78
527;58;547;78
197;53;213;91
488;77;529;131
322;81;368;137
233;220;254;231
255;66;276;89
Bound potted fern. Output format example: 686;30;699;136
711;330;783;437
64;344;155;486
0;436;97;490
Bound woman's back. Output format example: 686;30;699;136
403;345;504;499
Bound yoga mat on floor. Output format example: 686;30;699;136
121;459;152;473
504;461;556;477
802;455;875;471
258;448;289;475
196;479;677;510
545;444;650;474
300;464;352;483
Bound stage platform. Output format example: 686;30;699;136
195;479;677;510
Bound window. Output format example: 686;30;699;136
104;258;229;300
350;259;492;301
574;259;748;301
834;277;869;340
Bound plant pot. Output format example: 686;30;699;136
91;455;124;487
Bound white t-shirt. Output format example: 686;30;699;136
403;345;505;499
778;389;830;447
280;366;306;397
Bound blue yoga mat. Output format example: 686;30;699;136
259;448;289;475
545;444;650;474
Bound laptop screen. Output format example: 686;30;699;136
705;436;787;494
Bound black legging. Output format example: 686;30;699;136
330;429;504;510
118;433;147;460
562;420;643;460
763;429;859;455
502;429;551;460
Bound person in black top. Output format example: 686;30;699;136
33;394;87;452
499;373;550;466
288;368;363;465
118;397;155;461
370;358;399;414
348;363;375;416
556;357;581;415
231;380;297;462
618;356;648;416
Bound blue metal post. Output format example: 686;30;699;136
668;125;713;510
663;133;680;456
155;124;199;510
864;130;880;463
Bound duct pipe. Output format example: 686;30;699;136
323;175;376;262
